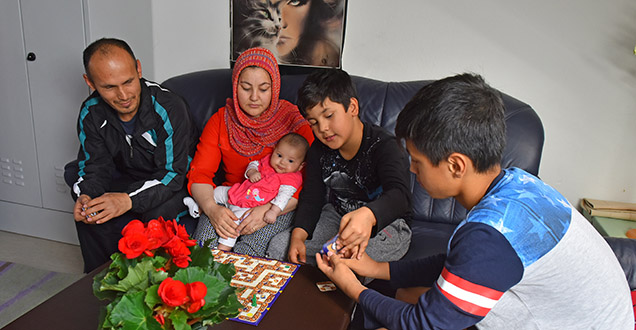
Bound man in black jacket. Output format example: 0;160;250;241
66;38;196;272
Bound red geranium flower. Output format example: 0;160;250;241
166;219;197;247
146;219;170;250
187;281;207;301
154;312;165;326
118;232;149;259
158;277;189;307
163;237;192;268
172;254;192;269
186;281;207;313
121;219;145;236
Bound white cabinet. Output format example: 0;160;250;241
0;0;153;244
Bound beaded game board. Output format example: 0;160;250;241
212;250;299;326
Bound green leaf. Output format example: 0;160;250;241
216;287;242;316
189;244;215;269
111;253;135;279
210;262;236;283
144;284;161;309
93;267;119;301
174;267;227;308
190;322;206;330
169;309;191;330
196;284;241;323
100;259;155;293
108;291;163;330
150;268;169;285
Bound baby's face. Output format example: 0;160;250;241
270;142;306;174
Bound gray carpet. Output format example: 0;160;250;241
0;261;82;328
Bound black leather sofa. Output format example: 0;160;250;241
162;68;545;260
164;69;636;328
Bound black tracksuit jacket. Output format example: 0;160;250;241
72;79;196;213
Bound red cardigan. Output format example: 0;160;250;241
187;106;314;198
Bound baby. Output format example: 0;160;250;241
184;132;309;251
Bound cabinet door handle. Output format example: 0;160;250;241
26;52;36;61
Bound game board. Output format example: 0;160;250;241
212;250;299;326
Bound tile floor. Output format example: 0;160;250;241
0;230;84;274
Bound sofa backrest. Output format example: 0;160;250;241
163;68;544;225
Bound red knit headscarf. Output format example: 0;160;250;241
225;47;307;156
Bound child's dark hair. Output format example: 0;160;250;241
395;73;506;173
83;38;136;79
278;132;310;156
296;69;358;116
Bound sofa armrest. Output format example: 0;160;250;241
605;237;636;290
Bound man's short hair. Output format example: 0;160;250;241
296;69;358;116
395;73;506;173
83;38;136;79
278;132;310;156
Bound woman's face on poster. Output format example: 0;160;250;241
277;0;312;57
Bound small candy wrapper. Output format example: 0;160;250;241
316;281;337;292
320;235;341;256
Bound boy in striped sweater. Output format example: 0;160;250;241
317;73;633;329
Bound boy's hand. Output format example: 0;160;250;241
340;252;391;280
316;252;366;302
337;206;376;259
247;169;261;183
288;228;308;264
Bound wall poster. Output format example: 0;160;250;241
231;0;346;68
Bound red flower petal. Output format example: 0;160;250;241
118;232;149;259
158;277;189;307
187;281;208;301
121;219;145;236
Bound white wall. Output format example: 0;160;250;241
85;0;154;79
152;0;636;206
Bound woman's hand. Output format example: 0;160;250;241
204;203;239;239
191;183;239;239
236;203;271;235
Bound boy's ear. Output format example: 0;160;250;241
347;97;359;116
298;162;306;171
447;153;469;178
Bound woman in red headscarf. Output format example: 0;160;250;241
187;48;314;256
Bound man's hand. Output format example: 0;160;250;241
203;203;239;239
288;228;308;263
73;194;92;223
246;169;261;183
82;192;132;224
236;203;270;235
337;206;376;259
316;252;366;302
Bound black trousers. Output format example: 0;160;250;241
64;162;193;273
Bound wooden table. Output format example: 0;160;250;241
5;263;355;330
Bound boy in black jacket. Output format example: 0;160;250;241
267;69;412;265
